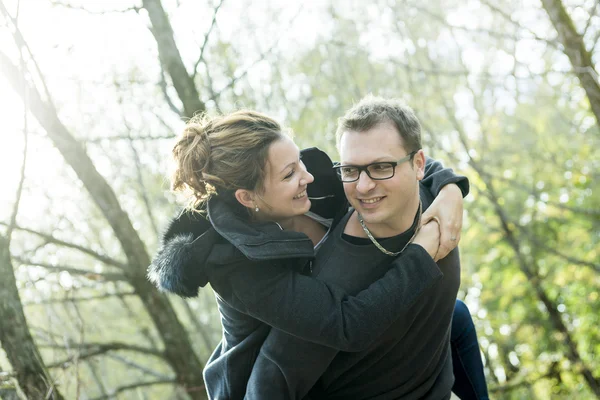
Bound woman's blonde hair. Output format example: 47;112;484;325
171;110;287;210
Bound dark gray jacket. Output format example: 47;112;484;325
148;148;469;399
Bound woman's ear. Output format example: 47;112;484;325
234;189;255;210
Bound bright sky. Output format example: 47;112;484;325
0;0;334;222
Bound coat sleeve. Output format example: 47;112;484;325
244;331;335;400
207;244;441;352
422;156;469;197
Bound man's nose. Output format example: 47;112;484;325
355;170;375;192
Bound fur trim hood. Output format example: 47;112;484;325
147;209;218;297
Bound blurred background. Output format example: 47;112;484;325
0;0;598;398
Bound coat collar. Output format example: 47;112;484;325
207;194;315;261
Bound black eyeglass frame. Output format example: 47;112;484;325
332;151;419;183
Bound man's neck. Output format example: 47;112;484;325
347;193;420;239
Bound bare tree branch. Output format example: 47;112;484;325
329;39;582;80
192;0;224;79
582;1;599;40
158;63;183;116
85;360;108;398
210;5;302;103
0;222;127;269
480;0;561;49
12;256;128;282
541;0;600;130
88;379;178;400
50;1;140;15
105;353;172;380
409;1;560;49
178;298;215;353
115;291;159;349
515;228;600;274
489;362;561;393
84;133;175;143
474;169;600;218
42;341;165;365
0;1;55;109
210;36;281;102
23;291;137;306
203;55;222;112
122;119;159;238
142;0;205;118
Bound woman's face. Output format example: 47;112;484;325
254;136;314;224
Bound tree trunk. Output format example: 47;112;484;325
0;52;207;399
541;0;600;128
0;236;65;400
142;0;206;118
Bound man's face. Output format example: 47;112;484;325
338;122;425;236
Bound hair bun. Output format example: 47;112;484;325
169;110;284;213
171;116;218;207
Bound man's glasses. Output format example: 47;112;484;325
333;151;418;183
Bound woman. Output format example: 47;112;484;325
148;110;487;399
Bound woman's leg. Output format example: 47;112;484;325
451;299;489;400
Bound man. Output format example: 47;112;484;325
244;95;466;399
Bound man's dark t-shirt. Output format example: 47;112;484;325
245;188;461;400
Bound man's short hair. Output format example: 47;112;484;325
336;95;422;152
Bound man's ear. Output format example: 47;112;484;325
413;149;426;181
234;189;255;210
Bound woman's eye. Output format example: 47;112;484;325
284;169;296;179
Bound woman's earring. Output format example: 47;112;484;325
254;205;259;212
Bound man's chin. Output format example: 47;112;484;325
358;209;384;225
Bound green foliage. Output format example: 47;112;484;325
1;0;598;398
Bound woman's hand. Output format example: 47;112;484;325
421;183;463;260
413;219;441;260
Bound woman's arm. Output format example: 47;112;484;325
420;156;467;260
421;156;469;197
207;243;441;352
423;184;464;260
245;330;335;399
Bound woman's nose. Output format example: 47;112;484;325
301;171;314;185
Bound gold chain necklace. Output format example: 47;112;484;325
357;201;422;257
